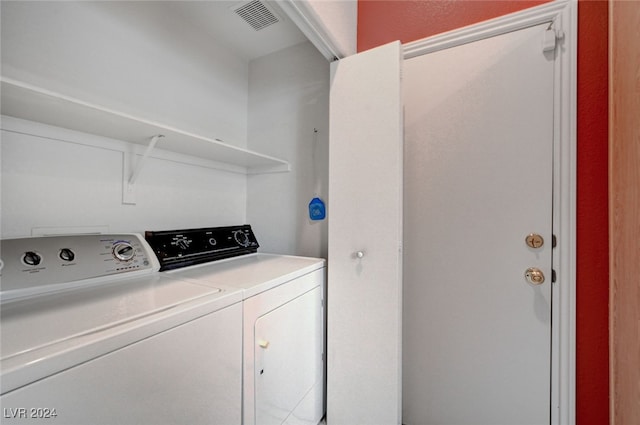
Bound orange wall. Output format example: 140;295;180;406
358;0;550;50
575;3;609;424
357;1;610;424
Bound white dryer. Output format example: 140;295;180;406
145;225;326;425
0;233;243;424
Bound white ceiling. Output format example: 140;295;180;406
152;1;310;61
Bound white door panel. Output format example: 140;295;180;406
403;23;554;425
327;41;403;425
254;287;323;425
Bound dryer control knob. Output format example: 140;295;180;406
233;231;250;247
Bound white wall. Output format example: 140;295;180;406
0;1;251;238
1;119;246;238
306;0;358;57
0;2;331;253
247;42;329;257
1;1;249;146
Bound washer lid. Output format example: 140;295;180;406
0;273;240;394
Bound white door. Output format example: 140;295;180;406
254;287;324;425
402;23;555;424
327;41;403;425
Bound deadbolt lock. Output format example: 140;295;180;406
525;233;544;249
525;267;545;285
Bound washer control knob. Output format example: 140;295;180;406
208;238;217;246
59;248;75;262
22;251;42;266
233;231;250;247
113;242;135;262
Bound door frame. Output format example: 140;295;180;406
402;1;577;424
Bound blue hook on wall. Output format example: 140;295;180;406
309;197;326;221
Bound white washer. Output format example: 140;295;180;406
0;234;243;424
146;226;326;425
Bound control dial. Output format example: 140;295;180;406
22;251;42;266
233;231;250;247
113;242;135;262
174;236;191;250
59;248;75;262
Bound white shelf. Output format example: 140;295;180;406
0;77;290;174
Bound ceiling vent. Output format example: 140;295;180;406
233;1;280;31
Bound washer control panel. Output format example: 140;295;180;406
145;225;259;271
0;234;157;297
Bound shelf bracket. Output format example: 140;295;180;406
122;134;164;205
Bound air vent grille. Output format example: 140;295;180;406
234;1;279;31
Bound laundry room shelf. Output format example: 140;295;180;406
0;77;290;174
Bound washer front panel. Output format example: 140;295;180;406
1;271;242;394
1;303;243;425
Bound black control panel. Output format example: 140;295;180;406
145;225;259;271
